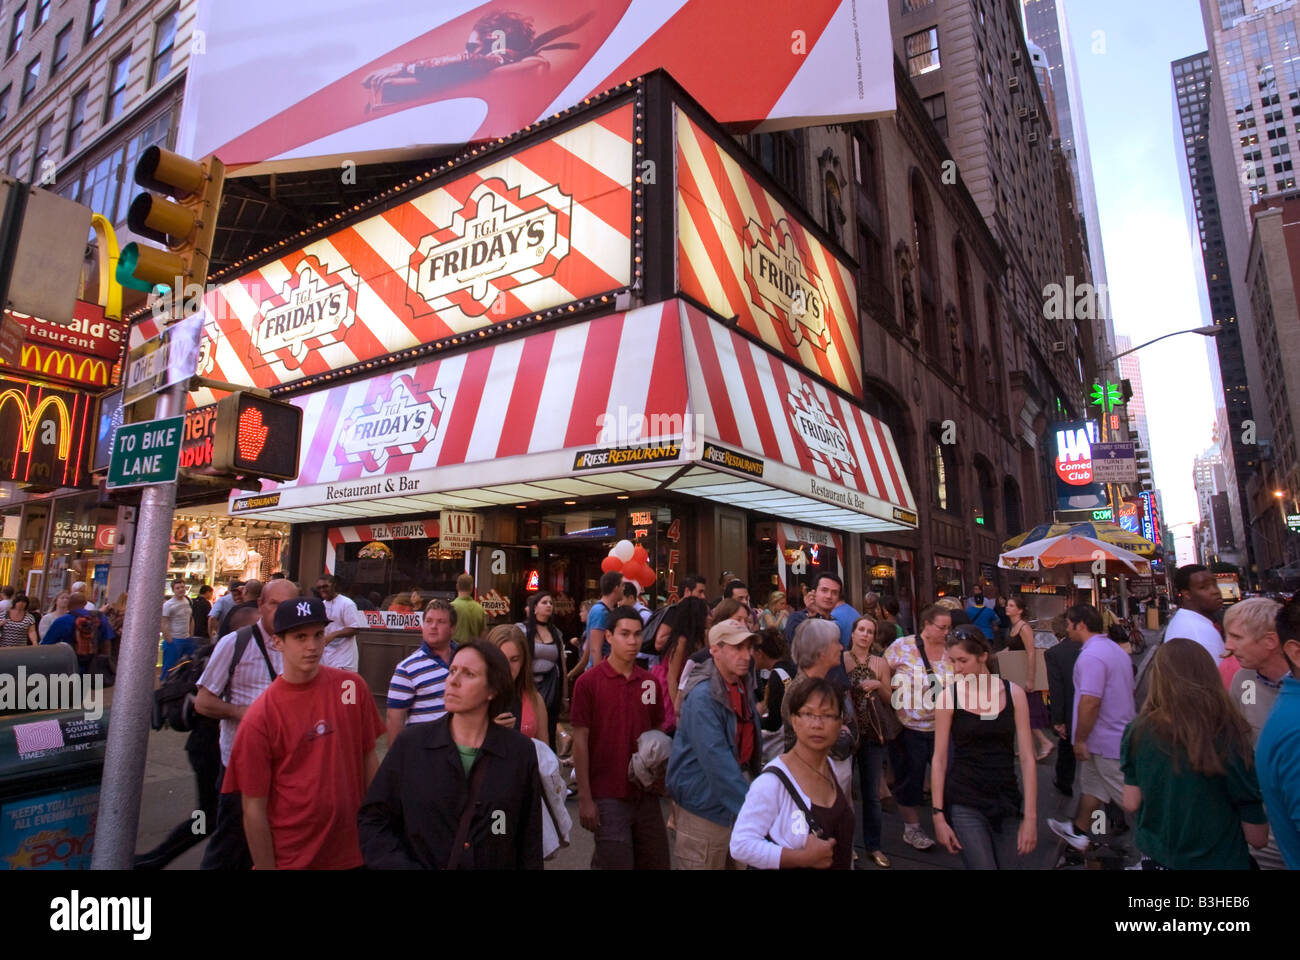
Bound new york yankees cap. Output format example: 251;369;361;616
273;596;331;635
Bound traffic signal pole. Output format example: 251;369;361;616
90;378;187;870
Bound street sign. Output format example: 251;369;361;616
107;416;184;489
123;312;203;406
1090;441;1137;483
1287;514;1300;533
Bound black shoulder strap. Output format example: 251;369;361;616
251;626;276;681
761;764;824;837
915;635;934;675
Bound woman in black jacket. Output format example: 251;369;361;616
359;639;543;869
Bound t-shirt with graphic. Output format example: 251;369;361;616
223;665;385;869
884;635;953;733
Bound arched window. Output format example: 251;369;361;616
974;456;997;529
823;172;844;243
911;170;940;355
1003;476;1023;534
931;424;960;514
955;241;980;405
985;284;1006;419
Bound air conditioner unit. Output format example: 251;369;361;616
1028;108;1040;121
1028;131;1040;144
1017;106;1029;119
1051;341;1067;354
1011;49;1023;64
1008;76;1020;90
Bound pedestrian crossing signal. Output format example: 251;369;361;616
211;391;301;482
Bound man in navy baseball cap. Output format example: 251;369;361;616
223;595;385;869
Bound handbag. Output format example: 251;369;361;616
846;652;900;744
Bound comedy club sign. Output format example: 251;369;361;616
146;102;633;407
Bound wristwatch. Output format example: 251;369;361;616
932;806;945;818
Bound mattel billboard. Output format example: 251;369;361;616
178;0;895;166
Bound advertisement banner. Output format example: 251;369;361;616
1053;420;1108;512
179;0;894;166
1117;497;1141;535
676;107;862;396
140;104;634;405
0;785;99;870
1;303;126;389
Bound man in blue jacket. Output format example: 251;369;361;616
965;591;999;642
667;618;762;869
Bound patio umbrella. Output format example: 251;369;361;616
998;532;1153;576
1001;521;1155;556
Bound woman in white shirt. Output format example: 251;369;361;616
730;677;854;870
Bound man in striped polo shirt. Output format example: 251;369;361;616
385;598;458;746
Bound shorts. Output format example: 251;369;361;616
1078;754;1124;805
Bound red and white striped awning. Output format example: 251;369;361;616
865;542;914;564
228;298;917;533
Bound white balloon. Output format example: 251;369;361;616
612;539;635;562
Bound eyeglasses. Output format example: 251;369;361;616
793;712;841;725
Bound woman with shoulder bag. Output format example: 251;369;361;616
1005;596;1056;761
730;677;854;870
845;614;898;868
523;591;565;745
359;640;543;869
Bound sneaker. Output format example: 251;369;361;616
903;826;936;851
1048;817;1090;852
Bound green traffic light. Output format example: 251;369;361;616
116;242;173;295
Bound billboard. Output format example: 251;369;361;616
1139;491;1157;547
1117;497;1141;535
0;376;94;488
676;108;862;395
179;1;895;166
0;302;126;390
1053;420;1108;512
136;103;634;405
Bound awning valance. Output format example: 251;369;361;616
228;299;917;533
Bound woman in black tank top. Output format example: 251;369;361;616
929;629;1039;869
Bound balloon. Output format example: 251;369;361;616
622;560;646;583
612;539;635;562
632;545;649;564
601;555;624;574
637;567;657;589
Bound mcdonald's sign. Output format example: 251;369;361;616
0;375;93;487
13;342;115;388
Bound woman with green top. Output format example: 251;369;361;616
1120;638;1269;869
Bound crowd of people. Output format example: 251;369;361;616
55;556;1292;872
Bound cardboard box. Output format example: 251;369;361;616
997;649;1048;692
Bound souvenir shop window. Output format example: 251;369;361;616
334;538;464;612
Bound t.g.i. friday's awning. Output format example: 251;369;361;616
228;299;917;533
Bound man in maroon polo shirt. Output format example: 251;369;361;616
570;604;669;869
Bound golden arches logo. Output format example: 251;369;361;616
0;389;72;460
18;344;108;385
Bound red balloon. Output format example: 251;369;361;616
622;560;646;583
637;567;657;589
601;555;624;574
632;545;649;564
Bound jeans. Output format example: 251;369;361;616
591;794;670;870
948;804;1021;870
887;727;934;808
199;766;253;871
855;737;886;850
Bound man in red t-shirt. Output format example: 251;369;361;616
224;597;385;869
570;605;669;869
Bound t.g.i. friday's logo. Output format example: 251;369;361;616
252;256;359;368
407;179;572;316
334;375;445;472
744;217;829;350
786;382;857;482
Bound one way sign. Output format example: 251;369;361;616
1090;442;1137;483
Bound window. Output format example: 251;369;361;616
0;85;9;127
20;55;38;105
51;22;71;76
112;109;171;221
822;173;843;243
151;7;177;85
911;169;939;355
1224;38;1244;67
8;4;25;58
104;50;131;121
923;93;948;137
6;149;21;177
85;0;107;43
901;0;934;11
1251;29;1271;65
905;27;940;77
35;0;49;28
1003;477;1022;534
65;85;88;154
1217;0;1245;25
931;430;959;513
753;130;803;202
955;241;979;405
975;458;997;531
29;116;52;182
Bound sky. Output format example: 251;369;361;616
1061;0;1217;535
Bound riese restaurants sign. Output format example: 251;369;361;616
133;102;634;408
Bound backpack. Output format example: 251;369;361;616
151;625;268;733
640;602;675;656
73;612;104;657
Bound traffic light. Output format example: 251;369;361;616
211;391;302;482
117;147;225;294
